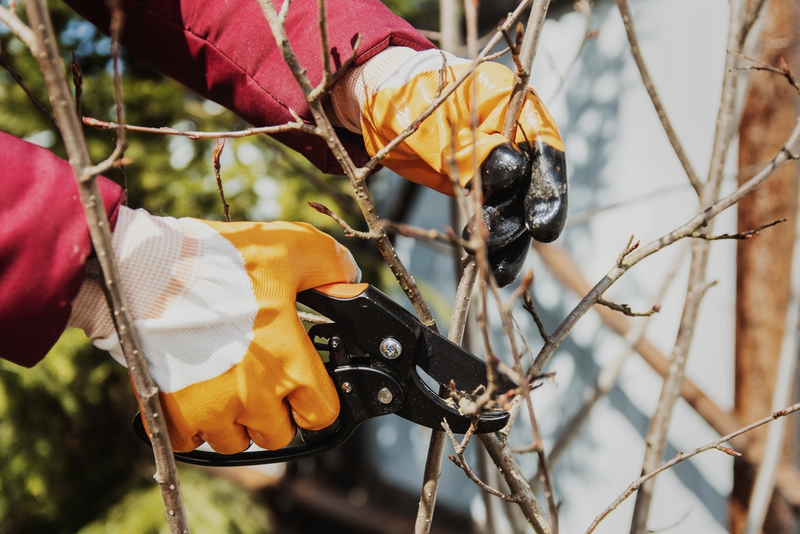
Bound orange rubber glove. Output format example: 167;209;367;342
332;47;568;286
69;206;360;453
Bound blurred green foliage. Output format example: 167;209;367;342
0;0;435;531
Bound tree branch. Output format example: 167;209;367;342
257;0;437;329
586;401;800;534
616;0;703;194
0;48;58;126
0;4;37;51
82;116;317;138
532;240;800;507
21;1;189;532
532;114;800;380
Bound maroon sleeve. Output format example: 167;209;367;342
64;0;435;174
0;132;124;367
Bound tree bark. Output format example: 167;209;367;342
733;1;799;531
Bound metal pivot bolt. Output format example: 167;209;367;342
341;382;353;393
377;388;393;405
379;337;402;359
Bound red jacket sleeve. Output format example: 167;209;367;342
64;0;435;174
0;132;124;367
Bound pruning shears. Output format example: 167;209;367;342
133;283;515;466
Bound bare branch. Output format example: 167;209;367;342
258;0;437;329
0;49;58;126
443;420;526;503
616;0;703;194
307;202;379;239
479;431;552;533
70;53;82;118
523;290;552;344
734;52;800;94
368;0;536;174
585;402;800;534
691;218;786;240
381;221;475;252
86;2;128;179
415;258;478;534
82;116;316;139
532;240;800;507
502;0;552;139
532;114;800;379
0;4;37;51
21;0;189;531
739;0;768;47
213;139;231;222
536;243;686;481
596;298;660;317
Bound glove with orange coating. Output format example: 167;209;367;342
331;47;568;286
68;206;361;453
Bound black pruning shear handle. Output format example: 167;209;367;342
133;283;517;466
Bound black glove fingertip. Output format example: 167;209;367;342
488;232;533;288
522;142;568;243
480;142;530;195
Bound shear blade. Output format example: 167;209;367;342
417;329;517;394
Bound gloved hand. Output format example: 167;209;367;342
68;206;361;453
331;47;568;286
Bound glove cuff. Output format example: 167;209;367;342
68;206;203;362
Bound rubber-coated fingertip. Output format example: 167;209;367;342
480;142;530;194
523;142;568;243
488;233;533;288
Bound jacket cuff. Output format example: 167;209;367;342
0;131;124;367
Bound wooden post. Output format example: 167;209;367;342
733;1;799;532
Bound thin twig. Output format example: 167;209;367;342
615;235;639;267
0;4;37;50
366;0;536;175
307;202;378;239
532;240;800;507
82;116;316;139
502;0;552;139
0;49;58;126
547;0;594;99
532;242;687;491
257;0;437;329
70;53;82;119
212;139;231;222
585;402;800;534
531;114;800;379
616;0;703;194
21;1;189;532
629;2;756;530
596;298;660;317
691;218;785;240
262;137;361;220
733;51;800;95
106;7;127;196
742;211;800;534
381;221;475;252
443;420;526;503
523;290;552;344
